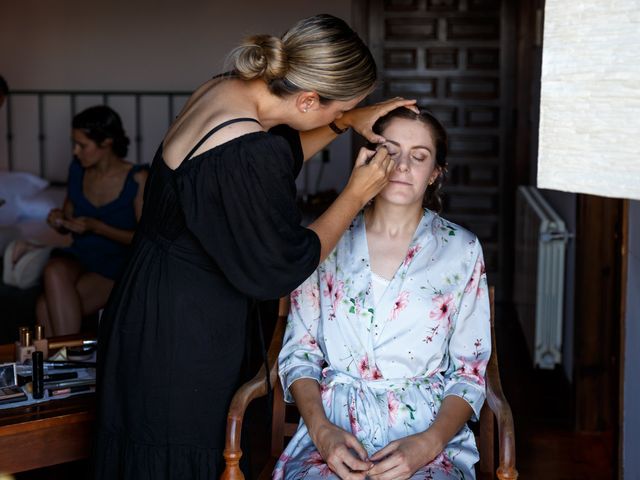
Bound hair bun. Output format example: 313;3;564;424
231;34;288;82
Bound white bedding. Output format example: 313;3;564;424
0;172;71;252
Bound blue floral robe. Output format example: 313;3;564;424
274;209;491;479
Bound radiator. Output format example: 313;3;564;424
513;186;570;369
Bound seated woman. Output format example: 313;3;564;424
275;107;491;480
36;105;147;337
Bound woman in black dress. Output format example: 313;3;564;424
94;14;415;479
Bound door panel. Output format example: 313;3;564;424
367;0;512;292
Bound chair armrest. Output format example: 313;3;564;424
486;368;518;479
486;288;518;480
221;311;287;480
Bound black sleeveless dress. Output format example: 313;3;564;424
93;119;320;479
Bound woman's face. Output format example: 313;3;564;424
376;117;439;207
72;129;111;168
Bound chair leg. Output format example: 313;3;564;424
221;448;244;480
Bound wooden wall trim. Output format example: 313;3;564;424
573;194;623;474
618;199;629;480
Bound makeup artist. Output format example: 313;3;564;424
93;14;415;480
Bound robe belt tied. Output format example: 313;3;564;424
321;370;437;453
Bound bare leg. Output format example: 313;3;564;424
41;257;84;336
35;295;53;338
75;272;114;316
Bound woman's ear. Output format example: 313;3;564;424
428;168;441;186
296;91;321;113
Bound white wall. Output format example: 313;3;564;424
624;199;640;479
0;0;350;91
0;0;355;191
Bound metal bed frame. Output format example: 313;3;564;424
2;89;191;180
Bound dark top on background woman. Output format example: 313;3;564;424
57;159;147;280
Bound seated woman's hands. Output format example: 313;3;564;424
48;208;101;235
367;431;444;480
310;421;372;480
46;208;67;233
338;97;420;144
58;216;99;235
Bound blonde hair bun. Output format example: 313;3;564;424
231;35;288;82
228;15;376;101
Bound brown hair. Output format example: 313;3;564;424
371;107;448;212
228;14;376;102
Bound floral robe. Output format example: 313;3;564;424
274;210;491;480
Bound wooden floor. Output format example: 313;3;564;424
493;302;616;480
14;302;618;480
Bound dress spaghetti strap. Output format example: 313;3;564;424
183;117;261;162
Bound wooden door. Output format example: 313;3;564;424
361;0;515;295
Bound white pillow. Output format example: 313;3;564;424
15;187;66;221
0;172;49;225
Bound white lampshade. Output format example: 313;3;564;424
537;0;640;200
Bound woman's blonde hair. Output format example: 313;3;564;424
228;14;376;102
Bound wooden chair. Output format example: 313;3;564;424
221;287;518;480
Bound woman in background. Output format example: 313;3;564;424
37;105;147;336
276;107;491;480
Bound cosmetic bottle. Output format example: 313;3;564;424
15;330;36;364
33;324;49;358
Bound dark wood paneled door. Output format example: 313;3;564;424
363;0;514;295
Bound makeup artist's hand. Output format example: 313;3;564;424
338;97;419;144
367;432;443;480
344;146;394;207
309;422;371;480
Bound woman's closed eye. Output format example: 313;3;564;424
380;142;400;157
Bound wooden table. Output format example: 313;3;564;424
0;340;95;474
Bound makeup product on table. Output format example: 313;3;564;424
48;384;94;397
0;362;27;404
44;360;97;368
15;328;36;364
0;362;17;388
42;378;95;390
32;324;48;358
32;351;44;399
47;339;97;350
17;371;78;386
0;386;27;404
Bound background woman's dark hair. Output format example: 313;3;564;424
72;105;130;158
370;107;448;213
